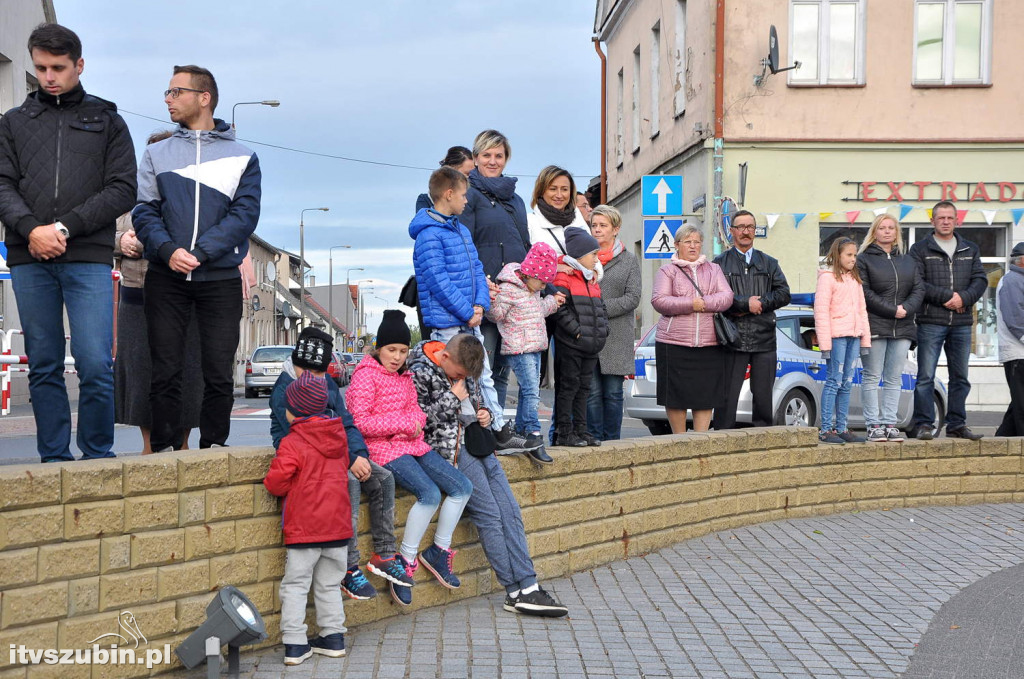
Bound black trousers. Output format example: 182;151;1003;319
713;349;776;429
145;271;242;451
995;359;1024;436
553;341;598;433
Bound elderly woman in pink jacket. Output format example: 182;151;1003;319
651;225;734;433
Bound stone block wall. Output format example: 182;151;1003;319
0;428;1021;677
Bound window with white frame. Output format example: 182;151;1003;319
914;0;992;85
631;46;641;152
673;1;687;116
789;0;865;85
650;22;661;138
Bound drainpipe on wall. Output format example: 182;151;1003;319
593;37;608;205
712;0;726;255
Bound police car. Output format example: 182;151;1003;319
624;304;948;435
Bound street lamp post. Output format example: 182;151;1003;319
327;246;352;346
344;267;365;348
299;207;329;329
231;100;280;130
355;281;375;339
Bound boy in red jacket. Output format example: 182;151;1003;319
264;371;352;666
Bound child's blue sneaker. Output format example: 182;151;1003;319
367;553;414;587
389;555;417;607
284;643;312;666
341;566;377;600
421;544;460;589
310;633;345;657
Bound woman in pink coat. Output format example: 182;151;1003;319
346;310;473;607
651;225;734;433
814;237;871;445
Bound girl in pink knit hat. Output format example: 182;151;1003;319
486;242;566;463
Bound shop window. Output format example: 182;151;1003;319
789;0;866;85
913;0;992;86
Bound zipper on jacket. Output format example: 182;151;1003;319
947;250;954;325
888;251;899;338
188;130;201;282
459;226;477;305
53;107;64;221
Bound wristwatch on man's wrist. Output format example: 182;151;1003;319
54;222;69;239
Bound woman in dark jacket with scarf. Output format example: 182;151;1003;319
856;214;925;443
586;205;641;441
458;130;531;409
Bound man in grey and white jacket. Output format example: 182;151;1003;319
133;65;260;452
995;242;1024;437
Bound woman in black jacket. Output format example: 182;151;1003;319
856;215;925;443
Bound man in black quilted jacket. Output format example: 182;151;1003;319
0;24;137;462
907;201;988;441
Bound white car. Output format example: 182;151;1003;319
624;307;948;435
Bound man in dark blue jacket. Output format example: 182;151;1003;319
908;201;988;440
133;65;260;452
0;24;137;462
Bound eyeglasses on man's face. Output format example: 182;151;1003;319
732;224;756;232
164;87;205;99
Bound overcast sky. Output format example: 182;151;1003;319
51;0;602;333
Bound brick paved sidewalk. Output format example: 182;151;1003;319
170;504;1024;678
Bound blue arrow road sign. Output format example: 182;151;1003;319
0;242;8;280
641;175;683;216
643;219;682;259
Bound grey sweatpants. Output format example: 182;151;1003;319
279;545;348;645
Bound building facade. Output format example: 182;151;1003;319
595;0;1023;407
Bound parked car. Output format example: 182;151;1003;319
624;307;948;435
327;351;350;387
245;345;293;398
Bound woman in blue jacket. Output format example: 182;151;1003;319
459;130;531;409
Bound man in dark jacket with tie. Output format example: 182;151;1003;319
0;23;137;462
712;211;791;429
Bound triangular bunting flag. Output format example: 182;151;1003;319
845;210;860;224
819;212;833;221
1012;208;1024;226
766;214;781;230
873;207;888;217
926;209;933;220
899;204;913;221
981;209;998;225
956;209;967;225
793;213;807;228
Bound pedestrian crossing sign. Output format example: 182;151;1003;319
643;219;681;259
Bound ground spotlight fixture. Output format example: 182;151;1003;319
175;586;267;677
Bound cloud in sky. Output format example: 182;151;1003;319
52;0;602;326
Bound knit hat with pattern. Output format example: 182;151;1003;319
292;327;333;372
285;370;329;417
520;242;558;283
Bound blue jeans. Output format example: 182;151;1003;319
820;337;859;434
384;449;472;562
861;337;911;427
913;324;971;431
11;262;115;462
504;352;541;434
587;368;625;441
458;448;537;594
431;325;505;430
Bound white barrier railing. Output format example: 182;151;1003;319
0;271;120;416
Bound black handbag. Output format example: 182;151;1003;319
679;267;742;350
462;387;496;458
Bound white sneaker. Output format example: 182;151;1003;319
885;426;905;442
866;426;887;442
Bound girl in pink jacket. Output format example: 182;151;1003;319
346;310;473;607
814;238;871;445
487;242;565;450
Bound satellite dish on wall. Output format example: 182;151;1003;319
266;261;277;282
755;25;801;86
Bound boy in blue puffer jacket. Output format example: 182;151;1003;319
409;167;535;456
